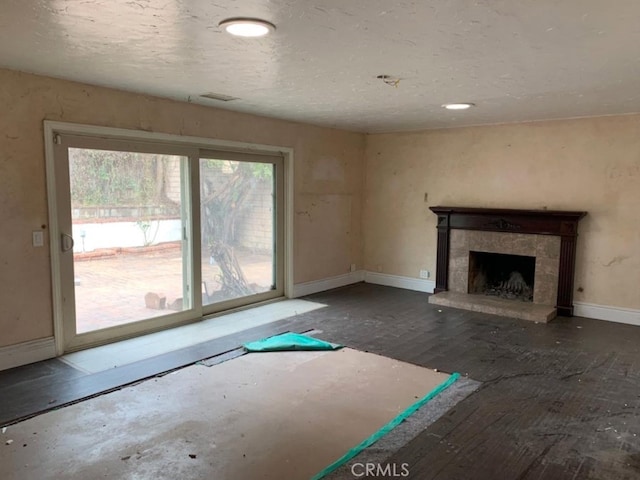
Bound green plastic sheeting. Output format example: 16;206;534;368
311;372;461;480
243;332;342;352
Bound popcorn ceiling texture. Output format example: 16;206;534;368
2;1;640;132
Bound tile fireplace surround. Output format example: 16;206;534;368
428;207;587;322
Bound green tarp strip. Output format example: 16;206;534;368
243;332;342;352
311;372;461;480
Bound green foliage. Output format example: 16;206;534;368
136;219;160;246
202;158;273;180
250;162;273;180
69;148;163;206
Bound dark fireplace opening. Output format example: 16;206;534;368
468;251;535;302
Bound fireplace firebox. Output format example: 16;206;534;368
468;251;535;302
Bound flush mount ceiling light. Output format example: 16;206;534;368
219;18;276;37
442;103;475;110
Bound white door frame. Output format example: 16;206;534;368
44;120;294;355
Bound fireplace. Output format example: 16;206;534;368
428;207;586;322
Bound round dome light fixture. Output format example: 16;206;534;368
442;103;475;110
219;18;276;37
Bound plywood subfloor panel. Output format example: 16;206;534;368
0;348;450;480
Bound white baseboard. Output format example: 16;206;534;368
293;270;435;298
574;302;640;326
365;272;435;293
293;270;366;298
0;337;56;372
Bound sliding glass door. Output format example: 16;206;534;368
49;126;285;352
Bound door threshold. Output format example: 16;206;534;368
60;298;326;374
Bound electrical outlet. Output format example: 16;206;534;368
419;270;430;279
32;230;44;247
350;263;357;272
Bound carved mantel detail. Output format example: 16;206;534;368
429;206;587;316
483;218;522;231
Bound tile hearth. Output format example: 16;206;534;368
429;291;557;323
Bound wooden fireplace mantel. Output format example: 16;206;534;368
429;206;587;316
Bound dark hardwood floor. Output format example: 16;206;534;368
2;283;640;479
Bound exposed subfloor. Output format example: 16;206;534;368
3;283;640;479
0;349;451;480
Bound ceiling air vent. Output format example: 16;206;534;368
200;92;239;102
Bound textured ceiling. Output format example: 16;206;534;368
1;0;640;132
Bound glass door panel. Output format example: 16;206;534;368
65;146;191;338
200;158;275;306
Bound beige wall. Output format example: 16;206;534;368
4;66;640;350
364;115;640;310
0;68;365;347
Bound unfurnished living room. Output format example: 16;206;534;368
1;1;640;479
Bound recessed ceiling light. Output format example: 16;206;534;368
219;18;276;37
442;103;475;110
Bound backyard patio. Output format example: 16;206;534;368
73;244;273;333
